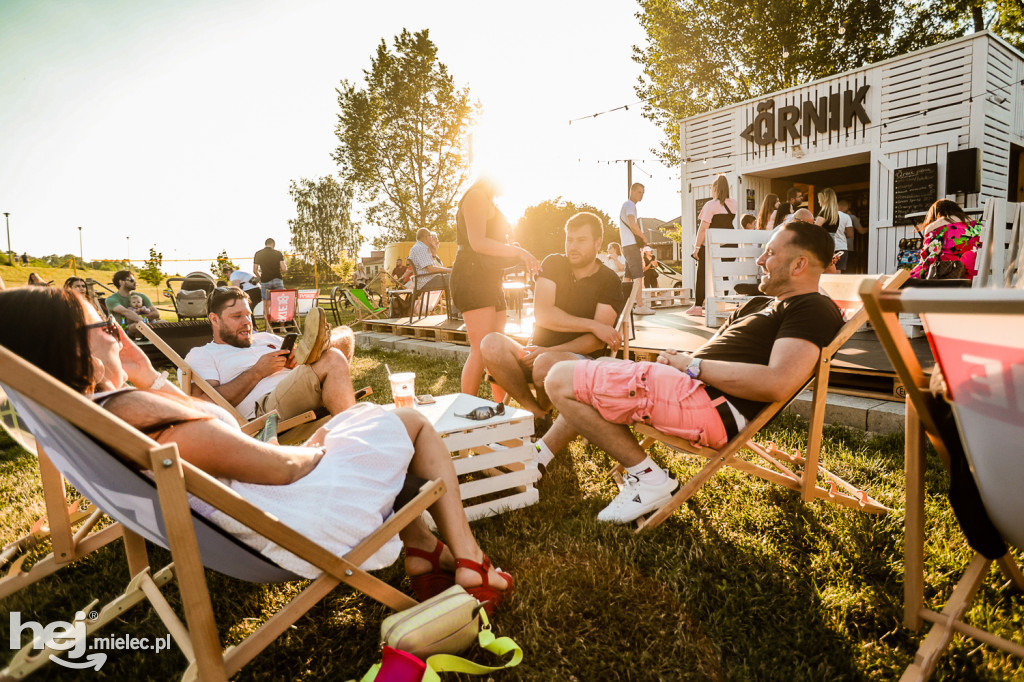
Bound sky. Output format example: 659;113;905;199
0;0;683;273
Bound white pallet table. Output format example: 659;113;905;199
641;288;689;308
390;393;538;522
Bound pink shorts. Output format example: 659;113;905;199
572;360;729;448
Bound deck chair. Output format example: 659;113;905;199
611;271;909;531
345;288;387;323
408;272;451;324
0;345;445;681
297;288;318;317
859;281;1024;680
0;387;125;601
704;228;771;327
135;324;325;445
264;288;300;334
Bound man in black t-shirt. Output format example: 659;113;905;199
545;221;844;524
253;238;287;303
482;212;623;457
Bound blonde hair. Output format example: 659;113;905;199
711;175;730;202
817;188;838;225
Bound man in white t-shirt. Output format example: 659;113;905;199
619;182;654;314
184;288;356;420
223;266;262;307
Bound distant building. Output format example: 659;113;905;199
361;250;385;279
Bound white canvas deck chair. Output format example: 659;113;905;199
0;346;444;681
0;388;125;601
611;271;908;532
704;228;772;327
859;281;1024;680
135;323;326;445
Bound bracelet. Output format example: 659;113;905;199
150;371;169;391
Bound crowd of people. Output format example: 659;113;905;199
0;175;985;624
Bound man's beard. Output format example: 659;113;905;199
219;329;252;348
758;267;789;296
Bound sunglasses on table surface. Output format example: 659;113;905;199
85;316;120;339
455;402;505;421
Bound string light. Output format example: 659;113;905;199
838;26;846;36
782;48;790;58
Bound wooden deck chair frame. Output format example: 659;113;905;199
0;389;125;600
135;324;324;444
858;280;1024;680
264;288;300;335
704;228;772;327
611;271;908;532
345;288;387;324
0;346;445;681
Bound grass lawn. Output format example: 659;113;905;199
1;348;1022;680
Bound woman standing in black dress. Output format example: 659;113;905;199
450;180;539;396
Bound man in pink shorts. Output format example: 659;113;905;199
545;221;845;523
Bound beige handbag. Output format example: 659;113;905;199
380;585;482;658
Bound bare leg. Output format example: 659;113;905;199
540;415;577;455
545;361;647;467
329;326;355;362
394;409;509;590
461;307;503;397
309;349;356;415
531;351;578;412
480;333;545;416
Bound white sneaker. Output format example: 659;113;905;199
633;305;655;315
597;474;679;523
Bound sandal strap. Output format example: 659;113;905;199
454;555;493;589
405;539;445;569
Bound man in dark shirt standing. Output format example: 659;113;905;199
253;238;287;303
545;221;844;523
482;212;624;462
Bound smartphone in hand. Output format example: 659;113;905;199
280;333;298;352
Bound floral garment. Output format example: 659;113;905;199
909;220;982;280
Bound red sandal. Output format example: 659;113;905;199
454;555;514;616
406;539;455;601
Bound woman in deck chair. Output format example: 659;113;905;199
0;287;513;615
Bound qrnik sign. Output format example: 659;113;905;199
740;85;871;146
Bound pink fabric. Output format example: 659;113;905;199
698;198;739;225
572;360;728;448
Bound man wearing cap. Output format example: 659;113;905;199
184;288;356;420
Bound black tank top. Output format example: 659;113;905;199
456;187;511;250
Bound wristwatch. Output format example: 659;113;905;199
685;357;703;380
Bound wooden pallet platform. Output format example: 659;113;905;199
642;287;690;308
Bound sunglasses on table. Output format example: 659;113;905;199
455;402;505;421
85;316;121;339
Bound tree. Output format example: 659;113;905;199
633;0;1024;164
210;250;238;279
333;28;477;247
514;199;619;260
288;175;362;263
138;247;165;286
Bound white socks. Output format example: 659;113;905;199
533;440;555;468
626;457;669;485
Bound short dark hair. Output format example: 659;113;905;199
782;220;834;267
112;270;133;287
209;287;249;317
740;214;756;228
787;187;801;201
0;287;94;394
265;238;275;247
564;212;603;241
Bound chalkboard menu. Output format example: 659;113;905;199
695;197;711;229
893;163;938;226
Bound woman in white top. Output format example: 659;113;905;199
603;242;626;280
688;175;738;316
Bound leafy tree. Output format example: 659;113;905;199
138;247;165;286
210;250;239;279
633;0;1024;164
514;199;619;260
333;28;477;247
288;175;362;263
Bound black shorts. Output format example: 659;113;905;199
450;251;507;313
